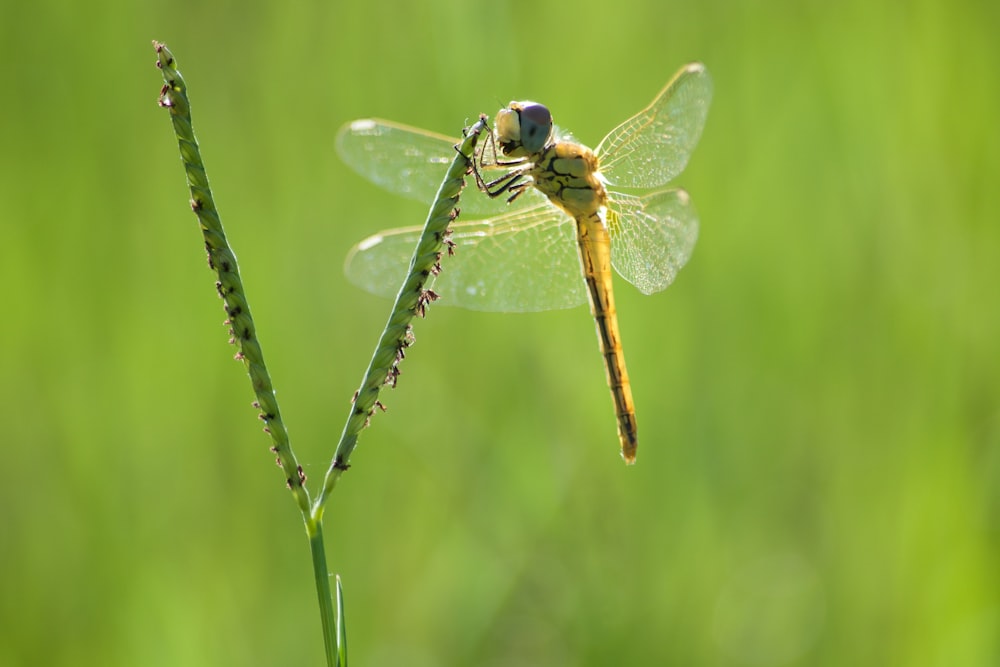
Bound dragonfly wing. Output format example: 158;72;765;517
607;189;699;295
336;119;456;205
345;203;587;312
596;63;713;189
336;118;544;215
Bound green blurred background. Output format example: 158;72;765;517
2;0;997;665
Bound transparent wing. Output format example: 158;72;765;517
344;203;587;312
607;189;699;295
335;118;545;215
596;63;713;189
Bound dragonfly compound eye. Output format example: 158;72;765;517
516;102;553;153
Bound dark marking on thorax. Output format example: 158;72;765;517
529;141;607;220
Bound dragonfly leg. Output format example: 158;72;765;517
486;169;521;195
475;167;533;202
468;124;532;195
474;120;527;170
505;181;533;204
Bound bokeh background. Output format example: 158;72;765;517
2;0;997;665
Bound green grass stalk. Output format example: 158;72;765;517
153;40;487;666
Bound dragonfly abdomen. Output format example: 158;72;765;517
574;210;639;464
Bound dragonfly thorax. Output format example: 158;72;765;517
495;101;553;157
530;141;607;220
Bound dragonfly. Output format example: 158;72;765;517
337;62;712;464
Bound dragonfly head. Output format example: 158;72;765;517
495;101;553;157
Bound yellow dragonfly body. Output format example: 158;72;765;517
337;63;712;463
